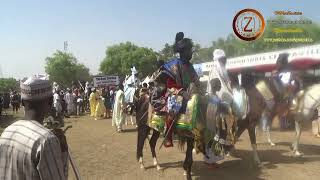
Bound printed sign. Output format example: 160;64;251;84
93;75;119;87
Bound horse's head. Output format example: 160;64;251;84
296;84;320;120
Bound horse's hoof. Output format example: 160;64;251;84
269;142;276;146
156;165;163;171
183;171;188;176
140;165;146;170
192;148;197;154
293;151;304;157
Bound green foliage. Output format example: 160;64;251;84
158;43;175;61
99;42;158;77
45;50;91;87
0;78;19;93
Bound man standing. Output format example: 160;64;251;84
64;88;75;116
53;89;62;116
11;91;20;114
0;75;66;180
207;49;233;105
112;85;125;132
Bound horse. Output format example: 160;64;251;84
237;72;319;161
287;84;320;156
136;82;238;179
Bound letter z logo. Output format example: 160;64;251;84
244;17;253;32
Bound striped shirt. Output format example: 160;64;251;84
0;120;66;180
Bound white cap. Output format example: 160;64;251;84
20;74;52;101
213;49;226;61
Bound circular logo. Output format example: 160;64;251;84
233;9;265;41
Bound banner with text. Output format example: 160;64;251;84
93;75;120;87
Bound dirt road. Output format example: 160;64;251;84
65;115;320;180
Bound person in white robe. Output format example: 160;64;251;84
112;85;125;132
53;90;62;116
207;49;233;105
64;89;75;116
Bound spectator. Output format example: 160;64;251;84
53;89;62;116
95;89;106;120
75;91;84;116
64;88;75;116
89;88;98;117
0;75;67;180
103;87;112;118
110;87;115;111
11;91;20;114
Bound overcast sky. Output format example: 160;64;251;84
0;0;319;78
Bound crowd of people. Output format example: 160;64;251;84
52;82;116;120
0;90;21;117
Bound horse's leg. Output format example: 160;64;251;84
149;129;162;170
235;119;249;140
137;125;149;169
225;119;248;157
125;112;128;125
265;125;275;146
292;120;303;157
183;138;194;179
248;124;261;165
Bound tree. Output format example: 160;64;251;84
45;50;91;87
159;43;175;61
0;78;19;92
100;42;158;77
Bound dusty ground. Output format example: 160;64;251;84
65;115;320;180
1;110;320;180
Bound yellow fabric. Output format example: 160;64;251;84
95;97;106;118
89;91;98;117
149;114;165;132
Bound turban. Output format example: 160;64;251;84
173;32;193;53
213;49;226;61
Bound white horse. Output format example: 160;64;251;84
290;84;320;156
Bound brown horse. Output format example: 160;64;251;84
230;73;267;164
136;84;210;179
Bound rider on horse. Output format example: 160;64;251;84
150;32;201;148
272;53;303;112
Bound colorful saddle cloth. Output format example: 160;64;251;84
148;94;202;132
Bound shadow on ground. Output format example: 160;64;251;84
153;146;320;180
